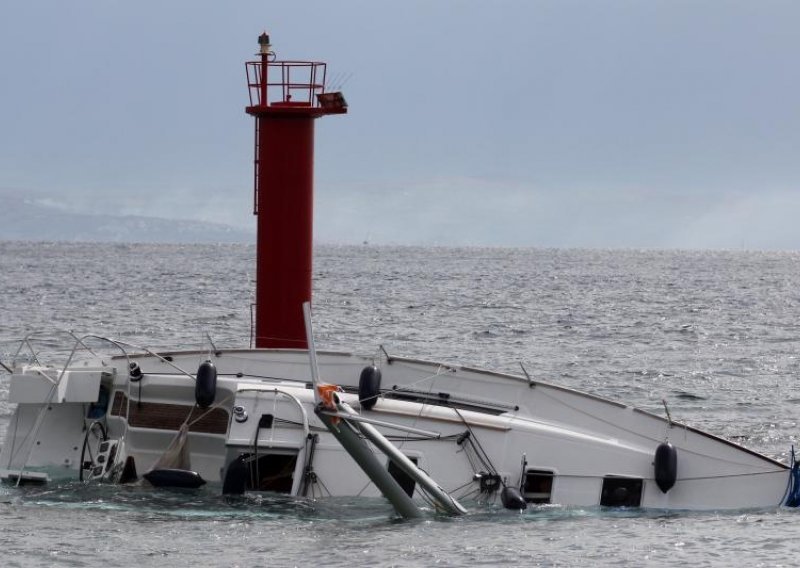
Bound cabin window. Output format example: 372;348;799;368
523;469;554;504
388;456;419;497
600;476;643;507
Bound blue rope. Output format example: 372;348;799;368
783;446;800;507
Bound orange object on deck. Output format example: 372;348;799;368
317;383;342;411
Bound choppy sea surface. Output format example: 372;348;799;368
2;241;800;567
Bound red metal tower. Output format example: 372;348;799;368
245;33;347;349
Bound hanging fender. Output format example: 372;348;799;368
654;442;678;493
222;454;249;495
358;365;382;410
195;360;217;409
501;486;528;510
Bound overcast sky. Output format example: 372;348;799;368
1;1;799;249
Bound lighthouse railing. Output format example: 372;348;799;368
246;60;328;107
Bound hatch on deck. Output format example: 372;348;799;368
235;450;298;493
523;469;554;504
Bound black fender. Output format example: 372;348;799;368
358;365;382;410
501;486;528;510
195;360;217;409
654;442;678;493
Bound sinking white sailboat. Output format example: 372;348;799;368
2;32;799;514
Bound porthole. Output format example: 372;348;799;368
600;476;643;507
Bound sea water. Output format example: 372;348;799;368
1;242;800;567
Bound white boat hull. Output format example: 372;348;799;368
0;346;792;511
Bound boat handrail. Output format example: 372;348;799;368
3;329;107;369
317;408;441;438
235;387;310;439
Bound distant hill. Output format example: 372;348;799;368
0;193;253;244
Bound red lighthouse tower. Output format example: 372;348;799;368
245;33;347;348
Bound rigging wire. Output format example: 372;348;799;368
453;408;499;477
